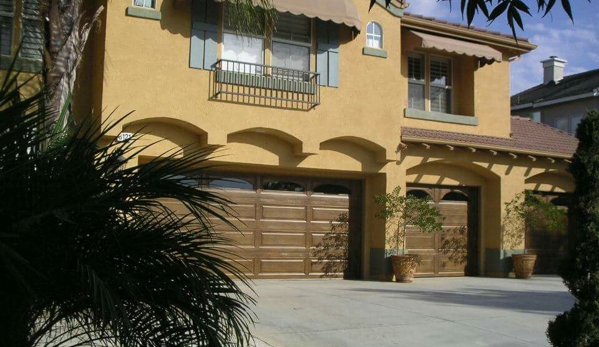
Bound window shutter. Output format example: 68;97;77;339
190;0;218;70
316;20;339;88
21;19;43;59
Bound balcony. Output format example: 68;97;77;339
211;60;321;110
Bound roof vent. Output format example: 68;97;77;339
541;56;567;84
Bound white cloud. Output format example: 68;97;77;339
405;0;460;20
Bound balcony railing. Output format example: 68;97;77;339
211;60;320;110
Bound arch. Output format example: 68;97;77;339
313;184;351;195
406;160;500;187
441;191;469;202
366;21;383;49
406;189;432;200
229;127;314;156
525;171;574;193
320;136;391;163
123;117;208;145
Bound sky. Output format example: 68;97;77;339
404;0;599;94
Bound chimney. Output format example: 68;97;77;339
541;56;567;84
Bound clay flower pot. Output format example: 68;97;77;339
512;254;537;279
391;254;420;283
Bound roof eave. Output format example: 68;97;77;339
401;15;537;55
401;136;573;159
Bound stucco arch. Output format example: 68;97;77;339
123;118;209;158
228;127;314;156
525;170;574;193
406;159;500;187
320;136;391;163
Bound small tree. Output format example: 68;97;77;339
547;110;599;346
313;213;350;278
502;191;566;251
374;187;444;256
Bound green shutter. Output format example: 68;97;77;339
190;0;218;70
316;20;340;88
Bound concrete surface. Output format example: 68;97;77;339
245;276;574;347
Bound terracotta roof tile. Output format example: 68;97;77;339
401;117;578;157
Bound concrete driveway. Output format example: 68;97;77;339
246;276;574;347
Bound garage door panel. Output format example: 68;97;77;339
220;231;255;247
262;205;307;220
406;233;435;250
260;220;308;231
260;231;306;248
311;207;348;221
413;254;435;275
221;203;256;219
310;195;350;207
211;219;257;232
310;259;343;276
259;259;306;275
438;254;467;274
224;258;255;276
260;193;308;206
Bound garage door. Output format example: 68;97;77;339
199;173;363;279
525;193;572;274
406;186;479;277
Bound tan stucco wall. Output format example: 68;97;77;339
81;0;570;278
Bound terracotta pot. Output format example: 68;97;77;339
512;254;537;279
391;254;420;283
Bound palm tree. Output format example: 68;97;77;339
0;70;255;346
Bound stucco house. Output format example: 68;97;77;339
511;56;599;135
0;0;579;279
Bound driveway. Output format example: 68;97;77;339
246;276;574;347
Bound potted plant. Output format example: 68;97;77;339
374;187;444;283
503;191;567;279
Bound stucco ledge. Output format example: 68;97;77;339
126;6;162;21
404;108;479;126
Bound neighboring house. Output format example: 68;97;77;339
511;56;599;135
0;0;579;279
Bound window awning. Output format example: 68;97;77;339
215;0;362;31
408;30;503;63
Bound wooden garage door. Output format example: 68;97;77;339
525;193;572;274
406;186;479;277
202;173;362;279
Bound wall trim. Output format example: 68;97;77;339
126;6;162;21
511;90;599;111
362;47;388;59
404;108;479;126
0;56;43;73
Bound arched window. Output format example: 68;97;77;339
263;181;305;192
366;22;383;49
407;189;432;201
313;184;351;195
209;178;254;190
441;191;469;202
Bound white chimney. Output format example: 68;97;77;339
541;56;567;84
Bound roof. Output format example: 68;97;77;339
401;117;578;157
403;13;529;41
511;68;599;107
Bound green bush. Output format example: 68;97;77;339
547;110;599;346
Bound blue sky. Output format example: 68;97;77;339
405;0;599;94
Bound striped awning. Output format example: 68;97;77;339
409;30;503;62
216;0;362;31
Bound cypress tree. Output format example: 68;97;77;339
547;110;599;346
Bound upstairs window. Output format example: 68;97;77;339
429;56;452;113
408;52;425;110
222;5;265;73
271;12;311;78
0;0;13;56
133;0;155;9
407;52;453;114
365;21;382;49
21;0;43;59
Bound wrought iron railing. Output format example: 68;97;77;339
211;59;320;110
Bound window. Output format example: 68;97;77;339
569;115;583;135
407;52;453;114
408;53;425;110
0;0;13;56
271;12;311;78
21;0;42;59
531;111;541;123
210;178;254;190
313;184;350;195
263;180;305;192
429;56;452;113
133;0;155;9
222;5;264;73
555;118;568;133
365;21;382;49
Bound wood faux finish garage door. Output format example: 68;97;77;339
526;192;572;274
200;173;363;279
406;186;479;277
